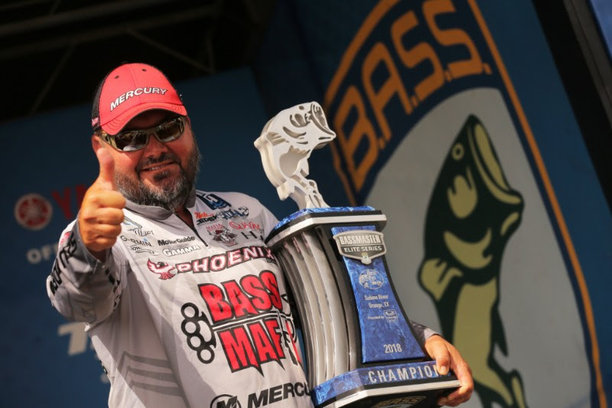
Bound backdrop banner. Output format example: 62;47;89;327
254;1;611;408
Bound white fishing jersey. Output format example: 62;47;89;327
47;190;313;408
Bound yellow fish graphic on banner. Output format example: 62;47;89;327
419;115;528;408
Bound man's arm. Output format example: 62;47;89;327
46;223;122;324
46;143;126;325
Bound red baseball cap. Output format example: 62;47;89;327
91;62;187;135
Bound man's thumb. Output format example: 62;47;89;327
95;146;117;189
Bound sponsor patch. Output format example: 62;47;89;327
333;230;386;264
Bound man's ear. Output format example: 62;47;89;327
92;134;103;151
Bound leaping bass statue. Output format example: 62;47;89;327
255;102;335;209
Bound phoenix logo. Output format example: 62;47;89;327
146;259;176;280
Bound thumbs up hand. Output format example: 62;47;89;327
78;146;127;259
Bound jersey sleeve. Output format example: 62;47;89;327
409;319;438;345
46;220;125;327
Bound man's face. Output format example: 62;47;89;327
100;109;200;211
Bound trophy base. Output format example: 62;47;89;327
312;361;460;408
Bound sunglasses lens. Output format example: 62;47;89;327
114;130;148;152
155;117;185;143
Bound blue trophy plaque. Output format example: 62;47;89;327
255;103;459;407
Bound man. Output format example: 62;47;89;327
46;62;472;407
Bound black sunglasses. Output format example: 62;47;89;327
99;116;187;152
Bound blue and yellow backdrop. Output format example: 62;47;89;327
1;1;610;407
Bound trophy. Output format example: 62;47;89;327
254;102;459;408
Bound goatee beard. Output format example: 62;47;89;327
116;146;200;212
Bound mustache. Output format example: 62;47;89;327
136;152;181;172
